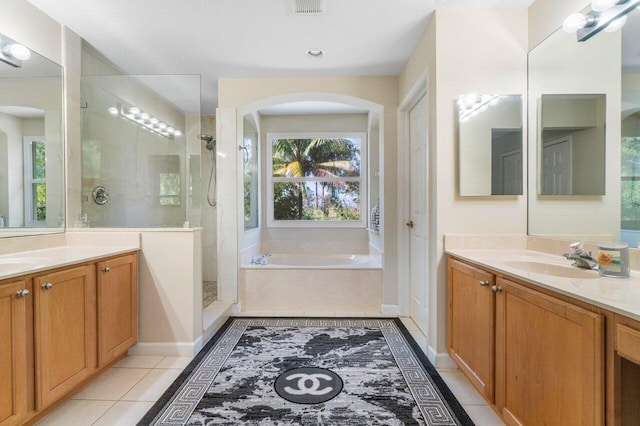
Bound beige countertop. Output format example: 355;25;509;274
0;245;140;281
446;248;640;322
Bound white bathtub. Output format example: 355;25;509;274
244;252;381;269
239;251;383;312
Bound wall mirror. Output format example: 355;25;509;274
528;9;621;241
458;94;523;196
0;32;64;237
539;94;606;195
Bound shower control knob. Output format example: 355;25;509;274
406;221;414;228
102;267;111;273
41;282;53;290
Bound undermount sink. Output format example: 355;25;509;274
0;257;51;270
503;260;600;280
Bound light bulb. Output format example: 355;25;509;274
592;0;619;12
464;93;478;105
563;13;588;32
149;117;159;125
158;123;167;130
128;107;140;115
173;130;182;137
108;107;119;116
605;15;627;32
167;127;175;134
140;112;150;120
4;43;30;60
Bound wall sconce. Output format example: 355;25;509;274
0;35;31;68
458;94;501;122
109;104;182;140
563;0;640;41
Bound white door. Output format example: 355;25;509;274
409;95;429;334
541;137;571;195
501;150;522;195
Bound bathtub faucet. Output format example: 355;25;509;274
250;253;271;266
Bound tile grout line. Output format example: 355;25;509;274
89;400;118;426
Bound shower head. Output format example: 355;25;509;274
199;134;216;151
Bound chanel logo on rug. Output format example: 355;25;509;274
274;367;343;404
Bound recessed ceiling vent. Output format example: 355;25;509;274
292;0;324;15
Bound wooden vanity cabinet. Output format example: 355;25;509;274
0;279;30;426
97;254;138;367
33;265;97;409
0;251;138;425
448;257;605;426
447;258;496;402
495;277;604;426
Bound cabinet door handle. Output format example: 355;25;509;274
101;267;111;273
492;285;502;293
41;282;53;290
16;289;29;297
479;280;489;286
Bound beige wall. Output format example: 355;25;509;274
399;8;528;361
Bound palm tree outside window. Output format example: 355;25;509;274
267;132;366;227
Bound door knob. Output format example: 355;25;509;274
41;282;53;290
406;221;414;228
479;280;489;286
16;289;29;297
492;285;502;293
102;267;111;272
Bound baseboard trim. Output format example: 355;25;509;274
428;346;457;370
129;341;201;357
381;304;400;316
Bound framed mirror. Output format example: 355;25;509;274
458;94;523;196
0;32;64;236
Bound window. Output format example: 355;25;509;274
23;137;46;226
267;132;366;227
622;136;640;231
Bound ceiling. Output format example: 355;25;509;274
27;0;534;115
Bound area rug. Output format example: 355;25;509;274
139;318;474;425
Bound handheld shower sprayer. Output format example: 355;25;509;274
199;134;217;206
199;134;216;151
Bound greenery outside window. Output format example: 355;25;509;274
267;132;366;228
622;136;640;230
23;137;46;225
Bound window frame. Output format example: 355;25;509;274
266;132;367;228
23;136;46;226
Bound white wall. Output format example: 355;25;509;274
399;8;528;362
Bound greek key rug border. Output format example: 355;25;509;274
148;318;461;426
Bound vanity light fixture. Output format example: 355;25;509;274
458;94;501;122
110;104;182;140
563;0;640;41
0;37;31;68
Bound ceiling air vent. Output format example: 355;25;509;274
292;0;324;15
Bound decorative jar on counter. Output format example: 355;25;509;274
597;242;630;278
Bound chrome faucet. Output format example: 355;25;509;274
249;253;272;266
563;242;598;270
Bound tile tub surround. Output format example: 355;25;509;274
239;268;383;312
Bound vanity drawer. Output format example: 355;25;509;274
616;322;640;365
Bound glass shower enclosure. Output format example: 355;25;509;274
80;74;201;228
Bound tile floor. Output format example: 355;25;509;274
37;317;504;425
